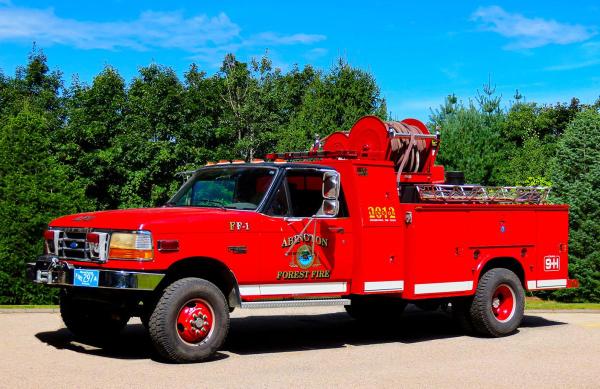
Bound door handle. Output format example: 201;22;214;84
328;226;344;233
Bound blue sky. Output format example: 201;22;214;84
0;0;599;120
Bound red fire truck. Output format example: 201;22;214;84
28;116;576;363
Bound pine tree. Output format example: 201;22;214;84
551;109;600;301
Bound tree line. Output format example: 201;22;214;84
432;82;600;302
0;48;598;303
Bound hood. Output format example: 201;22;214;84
49;207;249;233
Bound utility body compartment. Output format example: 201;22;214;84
398;203;569;299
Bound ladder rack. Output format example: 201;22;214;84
415;185;550;204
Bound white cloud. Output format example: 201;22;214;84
0;5;325;57
247;32;325;46
305;47;328;60
545;59;600;71
471;6;596;49
545;40;600;71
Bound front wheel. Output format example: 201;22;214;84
148;278;230;363
469;268;525;337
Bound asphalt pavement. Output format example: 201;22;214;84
1;306;599;388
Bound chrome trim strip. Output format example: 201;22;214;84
241;299;350;309
239;282;347;296
414;281;474;294
364;280;404;292
528;279;568;290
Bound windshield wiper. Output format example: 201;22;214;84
195;199;228;209
164;200;227;209
196;199;225;205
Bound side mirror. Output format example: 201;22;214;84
322;171;340;200
317;171;340;218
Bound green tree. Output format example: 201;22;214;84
116;64;186;208
496;100;586;186
0;107;89;304
431;96;507;185
179;64;225;168
0;49;89;303
281;58;387;151
217;53;289;160
60;66;127;209
551;109;600;302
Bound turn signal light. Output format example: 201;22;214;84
108;232;153;261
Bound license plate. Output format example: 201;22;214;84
73;269;99;287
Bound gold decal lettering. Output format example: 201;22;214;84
280;234;329;249
367;206;397;222
276;270;331;280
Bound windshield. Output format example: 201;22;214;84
168;166;277;210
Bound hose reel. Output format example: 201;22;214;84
323;116;439;177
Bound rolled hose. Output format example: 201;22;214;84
387;121;429;173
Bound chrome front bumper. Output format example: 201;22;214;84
27;255;165;291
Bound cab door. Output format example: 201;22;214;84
257;168;353;296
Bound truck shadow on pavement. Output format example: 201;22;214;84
35;309;566;362
223;310;565;355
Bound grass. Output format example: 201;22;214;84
0;305;58;309
525;297;600;310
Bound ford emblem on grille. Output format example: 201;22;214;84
69;241;78;249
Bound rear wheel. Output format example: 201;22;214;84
469;268;524;337
59;291;130;340
148;278;229;363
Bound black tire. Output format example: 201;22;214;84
469;268;525;337
345;297;407;321
148;278;229;363
59;291;130;340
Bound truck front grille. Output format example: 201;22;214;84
53;228;98;262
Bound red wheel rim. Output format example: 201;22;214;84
176;299;215;344
491;284;516;322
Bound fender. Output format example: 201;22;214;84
162;257;242;308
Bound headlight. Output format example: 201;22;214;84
108;231;153;261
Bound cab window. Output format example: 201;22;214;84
266;169;348;217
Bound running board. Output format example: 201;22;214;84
241;299;351;309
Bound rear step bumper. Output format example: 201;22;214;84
527;278;579;290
